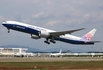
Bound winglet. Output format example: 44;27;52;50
81;29;96;41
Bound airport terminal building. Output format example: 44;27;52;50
0;48;28;56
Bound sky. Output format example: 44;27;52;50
0;0;103;52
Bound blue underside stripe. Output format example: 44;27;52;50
56;37;94;45
5;24;40;36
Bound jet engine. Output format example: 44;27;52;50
31;35;40;39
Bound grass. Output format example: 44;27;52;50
0;61;103;70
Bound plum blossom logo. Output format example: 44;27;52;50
85;33;92;40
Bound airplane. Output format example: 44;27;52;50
2;21;100;45
49;48;62;57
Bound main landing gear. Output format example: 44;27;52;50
50;39;56;43
44;40;50;44
44;38;56;44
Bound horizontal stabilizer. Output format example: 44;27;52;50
88;41;101;43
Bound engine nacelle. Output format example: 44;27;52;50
31;35;40;39
39;31;50;38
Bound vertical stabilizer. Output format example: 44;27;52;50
81;29;96;41
59;49;62;54
59;47;62;54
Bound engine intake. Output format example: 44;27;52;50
31;35;40;39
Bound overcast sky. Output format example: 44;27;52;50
0;0;103;52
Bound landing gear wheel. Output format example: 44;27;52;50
44;41;50;44
8;29;10;33
50;40;56;43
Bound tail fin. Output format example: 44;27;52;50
59;48;62;54
81;29;96;41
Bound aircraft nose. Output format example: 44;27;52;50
2;21;6;23
2;21;7;27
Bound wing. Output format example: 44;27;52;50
50;28;85;37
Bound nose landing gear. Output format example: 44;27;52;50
7;29;10;33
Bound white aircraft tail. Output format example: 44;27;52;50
81;29;96;41
59;48;62;54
